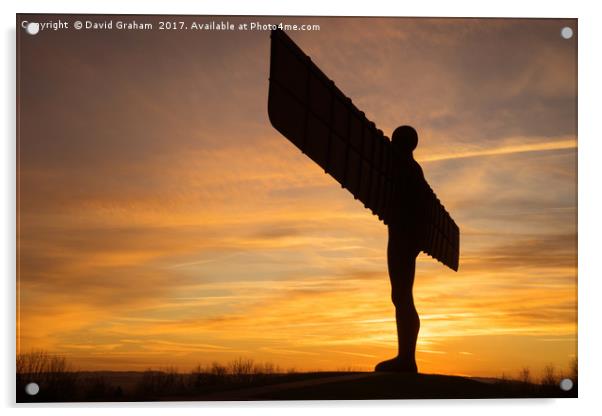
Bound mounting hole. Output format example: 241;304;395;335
25;382;40;396
559;378;573;391
560;27;573;39
25;22;40;36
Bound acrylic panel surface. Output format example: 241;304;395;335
16;14;577;402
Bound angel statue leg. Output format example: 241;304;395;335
375;225;420;373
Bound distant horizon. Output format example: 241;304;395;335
17;349;577;381
17;15;577;379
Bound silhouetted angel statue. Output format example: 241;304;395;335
267;30;460;373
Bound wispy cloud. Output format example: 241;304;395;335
419;137;576;163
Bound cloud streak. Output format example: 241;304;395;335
419;137;576;163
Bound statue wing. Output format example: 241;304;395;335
267;29;459;271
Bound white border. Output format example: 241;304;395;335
6;0;585;17
3;1;601;415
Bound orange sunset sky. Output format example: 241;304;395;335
17;16;577;378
